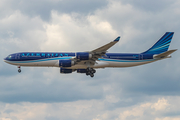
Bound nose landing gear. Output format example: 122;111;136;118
18;66;21;73
86;68;96;78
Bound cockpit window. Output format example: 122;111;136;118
8;55;12;59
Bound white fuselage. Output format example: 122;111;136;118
4;56;159;69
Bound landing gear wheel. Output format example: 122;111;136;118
18;69;21;73
90;70;94;74
17;66;21;73
86;72;90;76
90;73;94;77
86;67;95;77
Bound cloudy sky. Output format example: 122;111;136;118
0;0;180;120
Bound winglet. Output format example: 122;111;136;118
114;36;120;42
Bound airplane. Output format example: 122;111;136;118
4;32;177;77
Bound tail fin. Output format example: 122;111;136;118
142;32;174;54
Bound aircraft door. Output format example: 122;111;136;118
139;54;143;60
15;54;20;59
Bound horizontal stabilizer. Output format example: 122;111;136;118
153;49;177;59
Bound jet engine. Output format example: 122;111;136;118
60;68;73;74
76;52;92;60
59;60;75;67
77;69;87;73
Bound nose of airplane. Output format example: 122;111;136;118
4;56;9;62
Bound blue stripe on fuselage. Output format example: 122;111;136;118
98;58;155;62
6;52;75;61
6;57;73;63
5;52;154;63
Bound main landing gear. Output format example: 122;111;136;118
18;66;21;73
86;68;96;78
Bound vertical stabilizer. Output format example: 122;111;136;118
142;32;174;54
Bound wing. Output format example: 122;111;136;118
90;36;120;61
69;36;120;67
71;36;120;67
92;36;120;53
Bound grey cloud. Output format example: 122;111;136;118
4;109;14;114
0;0;179;104
45;116;59;120
0;0;180;119
120;57;180;95
1;0;108;21
120;0;175;12
93;0;180;53
165;111;180;117
0;68;104;103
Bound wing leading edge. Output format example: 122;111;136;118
92;36;120;53
71;36;120;66
89;36;120;62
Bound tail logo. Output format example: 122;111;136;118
142;32;174;54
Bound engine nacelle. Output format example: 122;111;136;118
60;68;73;74
77;69;87;73
76;52;92;60
153;54;158;59
59;60;75;67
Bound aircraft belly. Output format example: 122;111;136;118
5;58;158;69
64;61;109;69
107;60;155;67
68;65;87;69
93;61;109;68
35;60;58;67
64;60;157;69
5;60;58;67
